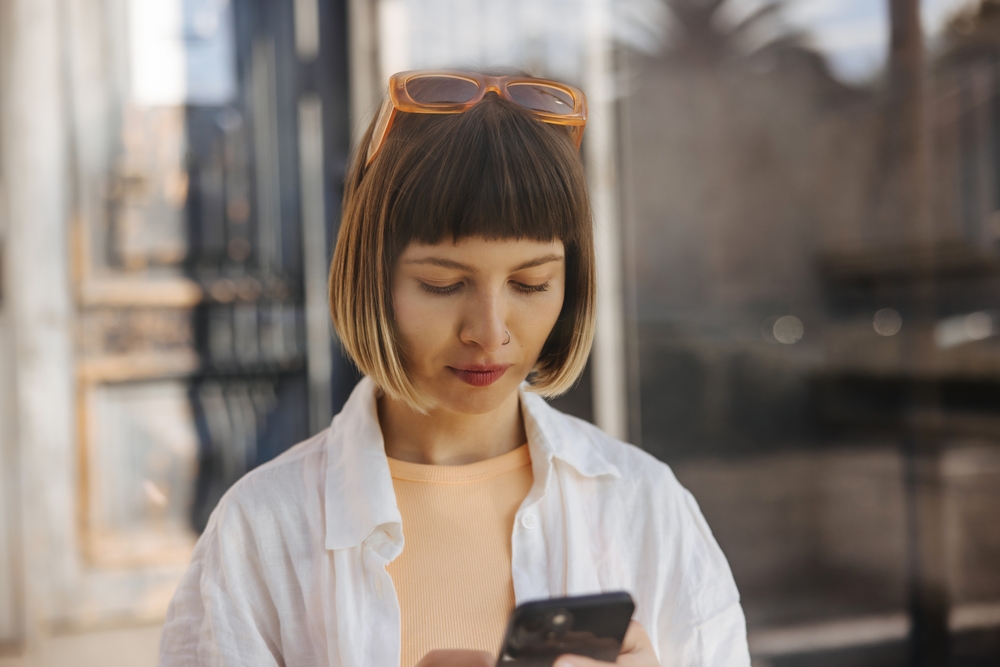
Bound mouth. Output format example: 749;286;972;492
447;364;512;388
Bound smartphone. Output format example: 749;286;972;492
497;591;635;666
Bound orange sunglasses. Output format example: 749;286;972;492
365;70;588;167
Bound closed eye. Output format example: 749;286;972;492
418;282;462;295
513;281;550;294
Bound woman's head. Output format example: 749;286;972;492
329;88;595;413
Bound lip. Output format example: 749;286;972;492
447;364;512;388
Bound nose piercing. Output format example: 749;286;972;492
503;330;511;345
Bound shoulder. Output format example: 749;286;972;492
577;414;672;477
162;439;331;662
204;428;330;548
538;400;732;577
536;398;686;501
543;403;744;625
225;428;328;508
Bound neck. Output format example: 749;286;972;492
377;390;526;465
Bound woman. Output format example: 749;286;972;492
160;71;749;667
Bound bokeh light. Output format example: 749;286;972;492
873;308;903;336
773;315;804;345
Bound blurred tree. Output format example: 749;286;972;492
662;0;803;66
940;0;1000;61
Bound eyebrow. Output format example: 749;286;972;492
403;253;565;272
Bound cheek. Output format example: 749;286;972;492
518;290;565;346
392;286;452;352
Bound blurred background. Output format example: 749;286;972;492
1;0;999;665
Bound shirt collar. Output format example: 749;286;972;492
323;376;620;552
324;376;402;552
518;387;621;480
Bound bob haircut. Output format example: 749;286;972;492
329;91;596;411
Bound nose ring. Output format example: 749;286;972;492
503;330;511;345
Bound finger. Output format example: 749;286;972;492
414;649;495;667
554;622;657;667
620;620;655;654
552;655;613;667
553;651;655;667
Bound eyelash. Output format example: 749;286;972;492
419;283;461;295
514;281;550;294
417;281;551;295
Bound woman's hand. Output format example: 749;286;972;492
411;621;658;667
414;649;495;667
553;621;659;667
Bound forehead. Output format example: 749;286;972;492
398;237;565;272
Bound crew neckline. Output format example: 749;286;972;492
387;443;530;483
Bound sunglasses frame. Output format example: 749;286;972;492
365;70;588;167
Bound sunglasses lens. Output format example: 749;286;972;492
405;75;480;104
506;83;575;115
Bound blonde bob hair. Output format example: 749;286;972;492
328;92;596;411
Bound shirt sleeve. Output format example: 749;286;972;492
159;497;283;667
653;482;751;667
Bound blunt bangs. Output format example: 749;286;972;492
329;91;596;411
381;95;586;251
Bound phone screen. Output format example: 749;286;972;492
497;592;635;666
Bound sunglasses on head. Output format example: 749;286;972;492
365;70;588;167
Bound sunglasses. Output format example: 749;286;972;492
365;70;588;167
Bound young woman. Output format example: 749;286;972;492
160;71;749;667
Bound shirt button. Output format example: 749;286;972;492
521;513;538;529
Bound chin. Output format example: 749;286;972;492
428;377;522;415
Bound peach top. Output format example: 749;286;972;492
386;444;533;667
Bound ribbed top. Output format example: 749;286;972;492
386;444;533;667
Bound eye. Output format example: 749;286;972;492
418;281;462;295
513;281;550;294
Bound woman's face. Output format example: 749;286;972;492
392;237;566;415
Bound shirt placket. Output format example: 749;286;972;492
332;529;402;667
511;448;560;604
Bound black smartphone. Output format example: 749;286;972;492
497;591;635;666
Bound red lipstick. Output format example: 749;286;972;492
448;364;511;387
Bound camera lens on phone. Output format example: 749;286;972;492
524;614;544;632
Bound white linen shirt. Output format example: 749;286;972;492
160;377;750;667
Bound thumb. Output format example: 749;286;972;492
553;656;610;667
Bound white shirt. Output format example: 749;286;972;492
160;377;750;667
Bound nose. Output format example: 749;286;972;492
459;291;507;352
